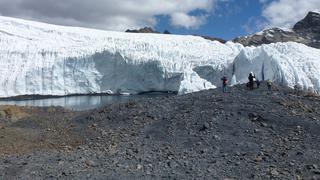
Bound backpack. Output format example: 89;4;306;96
223;79;228;85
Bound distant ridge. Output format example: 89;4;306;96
233;11;320;49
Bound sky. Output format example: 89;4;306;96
0;0;319;40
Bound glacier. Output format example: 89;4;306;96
0;16;319;97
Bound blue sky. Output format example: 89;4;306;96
0;0;319;40
156;0;264;40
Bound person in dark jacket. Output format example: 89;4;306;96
256;79;261;88
267;80;272;91
248;72;254;90
221;76;228;93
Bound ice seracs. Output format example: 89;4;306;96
0;16;242;97
0;16;319;97
232;42;320;93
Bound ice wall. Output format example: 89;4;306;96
0;16;243;97
0;16;320;97
233;42;320;93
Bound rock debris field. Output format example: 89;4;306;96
0;83;320;179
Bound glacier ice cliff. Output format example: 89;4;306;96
233;43;320;92
0;16;319;97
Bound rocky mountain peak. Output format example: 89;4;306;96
293;11;320;34
125;27;160;34
233;11;320;48
198;35;226;43
232;28;303;47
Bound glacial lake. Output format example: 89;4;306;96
0;93;175;111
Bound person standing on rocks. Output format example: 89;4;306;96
248;72;254;90
267;80;272;91
256;78;261;89
221;76;228;93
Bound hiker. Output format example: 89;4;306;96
267;80;272;91
294;84;303;95
248;72;254;90
256;79;261;89
221;76;228;93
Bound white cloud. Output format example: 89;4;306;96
171;13;207;29
262;0;320;28
242;16;267;34
0;0;217;30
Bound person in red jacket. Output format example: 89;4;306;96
221;76;228;93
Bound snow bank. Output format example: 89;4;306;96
0;16;319;97
312;9;320;14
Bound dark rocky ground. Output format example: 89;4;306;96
0;83;320;179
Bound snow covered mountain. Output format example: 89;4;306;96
234;11;320;49
0;16;319;97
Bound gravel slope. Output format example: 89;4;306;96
1;83;320;179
